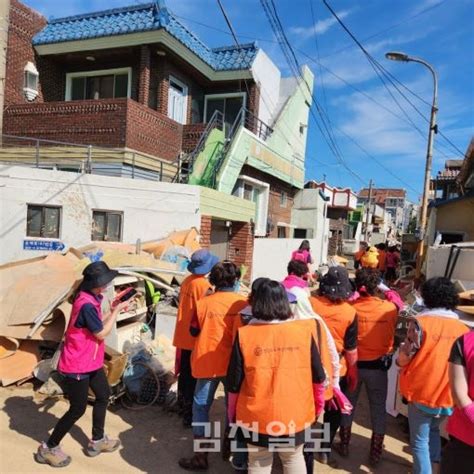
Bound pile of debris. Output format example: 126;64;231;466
0;229;200;392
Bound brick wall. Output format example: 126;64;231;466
3;99;128;145
3;98;183;161
126;99;182;161
5;0;46;106
200;215;212;248
241;165;295;238
228;221;254;280
182;123;206;153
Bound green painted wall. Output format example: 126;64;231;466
199;186;255;222
216;66;314;195
188;128;225;187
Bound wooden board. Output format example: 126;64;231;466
0;340;40;386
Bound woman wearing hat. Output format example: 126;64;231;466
339;267;398;466
310;266;358;466
36;261;130;468
173;249;218;427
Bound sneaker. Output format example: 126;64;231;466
86;435;120;457
35;442;72;468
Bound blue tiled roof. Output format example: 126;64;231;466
32;2;258;72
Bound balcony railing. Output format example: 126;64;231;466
3;98;183;163
0;134;178;182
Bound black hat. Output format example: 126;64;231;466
320;266;353;300
81;261;118;290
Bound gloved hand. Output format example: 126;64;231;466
313;382;325;417
333;387;353;415
346;364;358;393
462;402;474;424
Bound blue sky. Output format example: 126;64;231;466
25;0;474;201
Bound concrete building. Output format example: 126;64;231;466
358;187;407;234
426;138;474;245
0;165;255;265
2;0;314;272
430;159;463;201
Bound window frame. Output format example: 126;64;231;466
203;92;247;124
91;210;123;242
65;67;132;101
232;175;269;237
26;204;61;239
168;75;189;124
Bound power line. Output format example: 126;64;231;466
322;0;464;158
172;7;463;157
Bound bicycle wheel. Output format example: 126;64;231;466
121;360;160;410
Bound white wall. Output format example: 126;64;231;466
251;49;281;127
252;238;327;282
0;166;201;263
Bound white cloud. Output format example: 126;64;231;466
409;0;445;17
289;9;352;40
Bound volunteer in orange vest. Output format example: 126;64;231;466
337;267;398;466
227;279;327;474
353;241;368;270
397;277;468;474
310;266;358;466
442;331;474;474
172;249;218;427
179;261;247;471
375;243;387;275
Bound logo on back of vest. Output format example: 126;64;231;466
254;346;300;356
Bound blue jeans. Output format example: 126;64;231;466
408;403;445;474
192;377;226;438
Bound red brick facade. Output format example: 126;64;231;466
228;221;254;278
182;124;207;153
199;215;254;281
199;215;212;249
5;0;46;106
4;98;182;160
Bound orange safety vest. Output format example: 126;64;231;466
172;274;211;351
399;315;468;408
352;296;398;361
293;318;334;400
310;296;357;376
236;320;316;435
191;291;247;378
377;250;387;271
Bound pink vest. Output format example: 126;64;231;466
58;291;105;374
447;331;474;446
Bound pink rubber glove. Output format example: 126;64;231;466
384;289;404;312
462;402;474;424
325;399;338;411
227;392;238;424
313;382;325;417
174;349;182;377
346;364;358;393
333;387;353;415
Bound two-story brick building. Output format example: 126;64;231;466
2;0;314;271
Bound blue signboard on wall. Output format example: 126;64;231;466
23;240;65;252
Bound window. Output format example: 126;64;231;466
280;191;288;208
294;228;308;239
277;226;287;238
23;62;39;101
92;211;123;242
26;205;61;238
204;93;246;135
66;68;131;101
232;176;269;237
168;76;188;124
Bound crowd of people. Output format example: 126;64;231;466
35;244;473;474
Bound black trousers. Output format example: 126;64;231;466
177;349;196;411
441;436;474;474
48;368;110;448
322;377;348;450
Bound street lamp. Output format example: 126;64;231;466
385;51;438;281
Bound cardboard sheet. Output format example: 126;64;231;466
0;336;19;359
0;340;40;386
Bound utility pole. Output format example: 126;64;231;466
364;179;373;242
